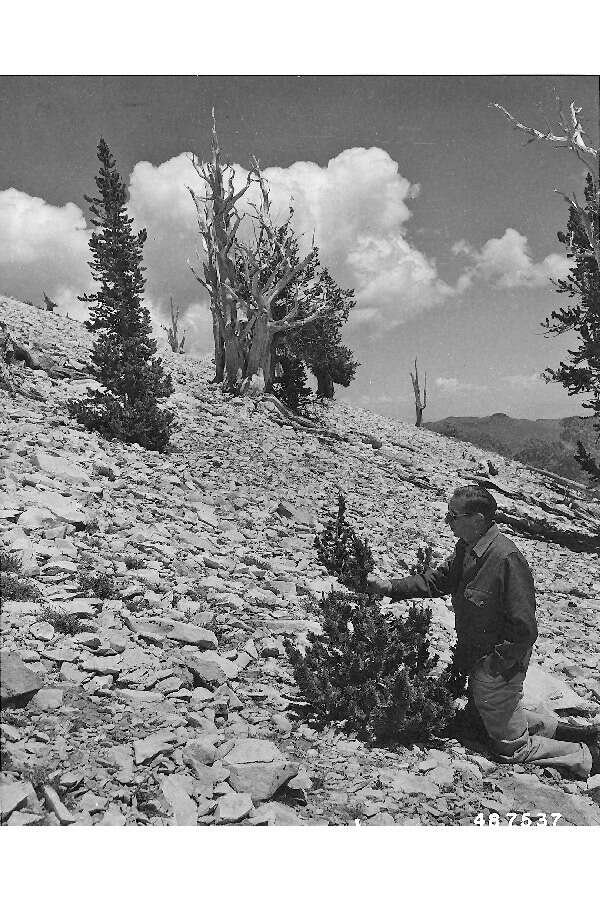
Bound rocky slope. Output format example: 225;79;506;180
1;294;599;826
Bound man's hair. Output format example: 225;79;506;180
452;484;497;523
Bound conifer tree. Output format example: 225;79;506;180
271;348;313;414
544;173;600;482
69;139;174;452
314;492;374;593
286;590;455;745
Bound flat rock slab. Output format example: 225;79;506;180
0;652;43;705
161;774;198;825
508;779;600;826
17;488;88;526
248;801;302;826
31;449;90;485
524;662;593;714
0;781;37;822
388;772;438;799
185;651;239;687
32;688;64;710
260;619;323;636
214;791;253;824
275;501;315;526
183;737;218;767
167;623;218;649
223;738;297;801
134;730;178;765
81;656;122;676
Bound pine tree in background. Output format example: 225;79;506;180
271;348;313;414
69;139;174;452
314;492;374;593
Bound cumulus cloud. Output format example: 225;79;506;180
453;228;570;291
0;188;93;317
435;376;488;395
501;372;544;389
2;150;571;355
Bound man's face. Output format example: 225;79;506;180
445;495;486;545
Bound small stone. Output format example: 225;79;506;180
31;449;90;485
189;686;214;708
80;656;122;676
78;791;108;814
134;730;178;765
185;651;239;687
161;774;198;825
30;621;55;641
98;806;127;826
0;781;37;822
271;713;292;734
183;737;218;767
32;688;64;710
223;738;297;801
248;801;301;826
0;651;43;705
287;771;313;791
168;623;218;649
214;791;253;824
42;785;77;824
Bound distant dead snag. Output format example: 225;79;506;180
409;357;427;427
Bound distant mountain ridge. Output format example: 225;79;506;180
424;413;598;484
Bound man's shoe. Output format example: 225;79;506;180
554;722;600;745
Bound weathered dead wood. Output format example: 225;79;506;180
409;357;427;427
493;100;600;270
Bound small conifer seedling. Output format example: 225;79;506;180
314;492;374;593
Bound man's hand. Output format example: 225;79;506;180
366;574;392;596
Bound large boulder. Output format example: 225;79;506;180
0;652;43;706
223;739;297;801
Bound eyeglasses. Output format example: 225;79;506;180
445;509;472;522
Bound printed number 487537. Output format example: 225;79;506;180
474;812;562;826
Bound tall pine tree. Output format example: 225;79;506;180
544;173;600;482
69;139;174;452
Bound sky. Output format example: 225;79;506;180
1;72;598;423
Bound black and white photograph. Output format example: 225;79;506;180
1;2;599;892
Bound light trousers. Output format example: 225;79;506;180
470;658;592;780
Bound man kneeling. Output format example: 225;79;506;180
366;484;599;780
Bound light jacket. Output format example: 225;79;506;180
389;524;538;675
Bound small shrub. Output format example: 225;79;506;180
410;543;434;576
78;571;115;600
123;554;141;570
0;572;42;604
314;493;374;592
286;589;455;746
122;595;150;614
0;550;21;574
39;608;86;635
